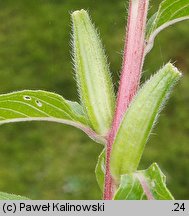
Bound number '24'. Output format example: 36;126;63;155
173;203;185;212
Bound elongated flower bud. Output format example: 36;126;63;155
110;63;182;182
72;10;115;135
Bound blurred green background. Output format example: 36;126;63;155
0;0;188;200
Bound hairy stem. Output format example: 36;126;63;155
103;132;115;200
114;0;149;134
104;0;149;200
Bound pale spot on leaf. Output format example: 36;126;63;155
36;100;42;107
23;96;31;101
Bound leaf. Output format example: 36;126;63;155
95;149;106;191
114;163;174;200
110;63;182;182
145;0;189;54
0;192;29;200
0;90;106;144
72;10;115;135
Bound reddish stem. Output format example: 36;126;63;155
103;132;115;200
103;0;149;200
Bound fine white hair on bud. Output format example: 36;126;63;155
71;9;115;135
110;63;182;182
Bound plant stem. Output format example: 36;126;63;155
103;0;149;200
114;0;149;134
103;132;115;200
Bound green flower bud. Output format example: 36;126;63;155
72;10;115;135
110;63;182;182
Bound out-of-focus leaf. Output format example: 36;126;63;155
0;192;29;200
0;90;106;144
114;163;174;200
110;63;182;182
72;10;115;135
145;0;189;54
95;149;106;191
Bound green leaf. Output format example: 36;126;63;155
0;192;29;200
146;0;189;54
110;63;181;182
95;149;106;191
72;10;115;135
114;163;174;200
0;90;106;144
